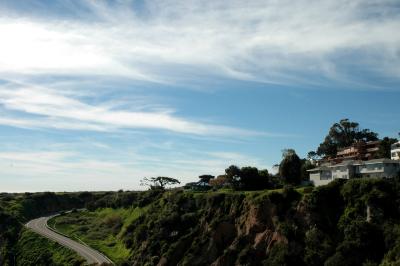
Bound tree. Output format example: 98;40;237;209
225;165;241;187
307;151;319;161
279;150;302;185
140;176;180;190
198;175;215;184
375;137;398;159
239;166;268;190
282;148;296;158
259;169;269;178
317;119;378;157
209;175;230;188
225;165;241;179
304;227;334;266
301;159;315;181
224;165;269;190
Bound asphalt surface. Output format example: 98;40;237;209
26;215;113;265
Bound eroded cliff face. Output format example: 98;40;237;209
127;189;302;266
124;178;400;266
208;201;288;266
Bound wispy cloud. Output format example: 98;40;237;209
0;83;262;136
0;0;399;86
0;0;398;192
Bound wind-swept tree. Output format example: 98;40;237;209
140;176;180;190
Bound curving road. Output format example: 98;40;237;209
26;215;113;265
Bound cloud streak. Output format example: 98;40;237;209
0;84;262;136
0;0;399;86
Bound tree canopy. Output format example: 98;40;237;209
279;149;302;185
198;175;215;183
224;165;269;190
375;137;398;159
140;176;180;190
316;119;378;157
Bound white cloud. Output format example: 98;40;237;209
0;84;262;136
0;0;398;86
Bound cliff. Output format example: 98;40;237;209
2;177;400;266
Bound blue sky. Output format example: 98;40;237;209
0;0;399;192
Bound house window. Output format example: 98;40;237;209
320;171;332;180
366;164;381;170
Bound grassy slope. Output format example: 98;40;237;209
16;229;86;266
49;207;146;264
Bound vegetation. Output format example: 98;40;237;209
140;176;181;190
0;190;161;265
0;191;95;265
198;174;215;183
279;149;302;185
2;176;400;265
376;137;398;159
7;174;394;266
15;229;85;266
224;165;270;190
316;118;379;157
48;208;142;264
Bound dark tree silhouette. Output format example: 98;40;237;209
376;137;398;159
316;119;378;157
140;176;180;190
198;175;215;183
279;150;302;185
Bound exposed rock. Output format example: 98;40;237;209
157;257;168;266
266;231;288;252
240;202;273;237
253;229;288;254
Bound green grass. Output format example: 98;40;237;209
49;207;147;265
16;229;86;266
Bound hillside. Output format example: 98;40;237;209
15;229;85;266
2;178;400;265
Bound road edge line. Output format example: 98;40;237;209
46;213;115;265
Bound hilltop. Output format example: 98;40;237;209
2;176;400;265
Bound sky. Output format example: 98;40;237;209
0;0;399;192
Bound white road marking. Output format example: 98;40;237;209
26;215;114;265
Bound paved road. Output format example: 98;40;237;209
26;215;113;265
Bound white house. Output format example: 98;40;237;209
391;142;400;160
308;159;400;186
308;165;333;186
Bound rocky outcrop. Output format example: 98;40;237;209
205;198;288;265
